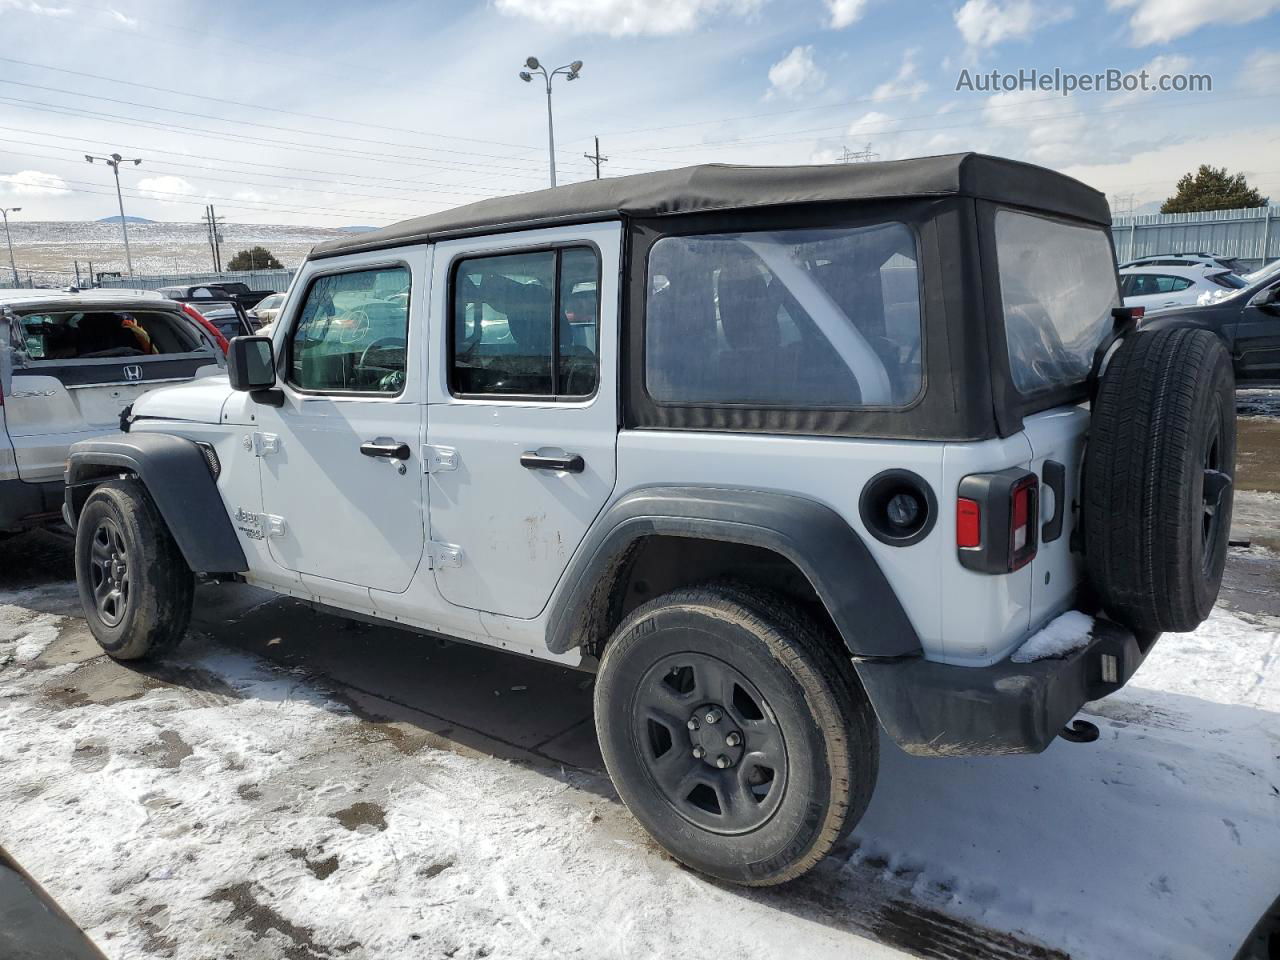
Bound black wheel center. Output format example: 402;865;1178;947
631;651;788;835
686;704;744;769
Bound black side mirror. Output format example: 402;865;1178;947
227;336;276;391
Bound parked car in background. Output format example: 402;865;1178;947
1120;265;1245;309
183;298;257;340
0;289;224;534
155;281;273;311
1242;258;1280;285
1119;252;1249;274
249;292;286;326
1142;269;1280;386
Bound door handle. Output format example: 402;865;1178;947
1041;459;1066;543
360;440;410;460
520;451;585;473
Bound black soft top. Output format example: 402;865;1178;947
311;153;1110;259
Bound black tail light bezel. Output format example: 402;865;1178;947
956;467;1039;573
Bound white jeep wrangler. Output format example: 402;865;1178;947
63;154;1235;886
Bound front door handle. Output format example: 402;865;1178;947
360;440;410;460
520;451;585;473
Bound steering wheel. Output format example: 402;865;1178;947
358;336;406;371
338;309;370;345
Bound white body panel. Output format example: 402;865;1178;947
424;222;622;619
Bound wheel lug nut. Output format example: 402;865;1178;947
725;732;742;747
705;708;722;724
692;746;706;759
715;755;731;769
687;718;699;731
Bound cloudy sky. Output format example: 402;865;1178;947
1;0;1278;226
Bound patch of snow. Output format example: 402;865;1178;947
1010;610;1094;663
0;606;62;663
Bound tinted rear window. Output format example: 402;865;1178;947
995;210;1119;396
15;309;205;361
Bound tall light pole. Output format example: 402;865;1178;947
85;152;142;276
519;57;582;188
0;206;20;287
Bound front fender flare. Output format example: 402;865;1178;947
65;432;248;574
546;485;921;660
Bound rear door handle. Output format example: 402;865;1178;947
360;440;411;460
520;451;585;473
1041;459;1066;543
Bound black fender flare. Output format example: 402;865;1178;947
64;433;248;574
545;485;921;660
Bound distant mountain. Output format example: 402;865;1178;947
99;215;155;224
335;225;379;233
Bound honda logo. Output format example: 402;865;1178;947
123;365;143;382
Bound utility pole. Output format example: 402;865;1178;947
839;143;879;163
203;205;224;272
583;136;608;179
74;260;81;287
1;206;20;287
85;152;142;276
518;56;583;188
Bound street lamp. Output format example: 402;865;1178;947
85;152;142;277
0;206;20;287
519;56;583;188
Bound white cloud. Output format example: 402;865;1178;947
0;0;70;16
1239;49;1280;89
983;88;1092;165
825;0;869;28
136;176;195;202
108;7;137;27
766;45;826;101
1108;0;1280;45
493;0;763;36
1109;53;1193;105
0;170;70;196
872;48;928;102
954;0;1071;50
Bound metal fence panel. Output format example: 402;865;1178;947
1112;206;1278;267
96;268;297;292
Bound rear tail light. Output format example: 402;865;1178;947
956;497;981;548
956;469;1039;574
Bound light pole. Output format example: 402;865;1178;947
0;206;20;287
85;152;142;276
519;57;582;188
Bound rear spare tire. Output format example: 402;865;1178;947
1084;326;1235;634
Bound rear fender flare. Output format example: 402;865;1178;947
546;485;922;660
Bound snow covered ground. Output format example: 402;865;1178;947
1;552;1277;960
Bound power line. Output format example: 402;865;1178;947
583;136;608;179
0;54;542;152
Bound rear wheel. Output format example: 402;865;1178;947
1085;327;1236;633
594;584;877;886
74;479;194;660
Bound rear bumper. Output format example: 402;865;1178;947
0;478;65;532
856;617;1156;757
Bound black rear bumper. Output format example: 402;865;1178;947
856;617;1156;757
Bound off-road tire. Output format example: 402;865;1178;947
74;479;194;660
1085;326;1235;633
594;584;878;886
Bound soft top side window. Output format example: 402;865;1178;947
644;222;923;410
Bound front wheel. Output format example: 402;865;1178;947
594;585;878;886
74;479;194;661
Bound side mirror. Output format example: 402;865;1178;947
1251;284;1280;314
227;336;276;391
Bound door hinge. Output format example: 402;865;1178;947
427;540;463;568
244;432;280;457
233;508;287;540
422;445;459;473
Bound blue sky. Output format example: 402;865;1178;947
0;0;1277;224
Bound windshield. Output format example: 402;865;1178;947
995;210;1119;395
